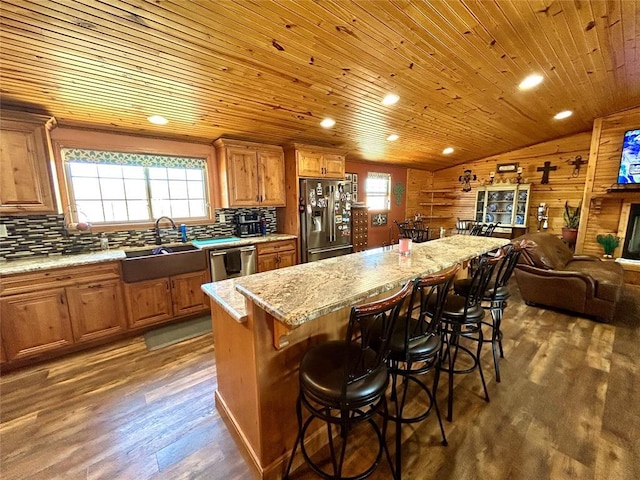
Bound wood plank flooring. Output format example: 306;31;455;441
1;283;639;480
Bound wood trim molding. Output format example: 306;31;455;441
576;118;603;253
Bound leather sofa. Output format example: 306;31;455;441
513;232;624;322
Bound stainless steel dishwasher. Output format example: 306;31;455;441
209;245;256;281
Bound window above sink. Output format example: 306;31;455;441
61;148;210;226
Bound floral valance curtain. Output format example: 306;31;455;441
61;148;206;169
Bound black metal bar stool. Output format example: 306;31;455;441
284;282;413;480
438;253;501;422
384;265;460;478
453;243;523;382
480;242;523;382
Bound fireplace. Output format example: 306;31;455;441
622;203;640;260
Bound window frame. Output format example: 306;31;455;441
365;172;392;212
51;132;217;232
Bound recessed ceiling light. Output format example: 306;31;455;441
386;134;399;141
442;147;454;155
382;93;399;106
147;115;168;125
554;110;573;120
320;118;336;128
519;74;543;90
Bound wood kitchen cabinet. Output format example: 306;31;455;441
0;262;125;364
256;239;297;272
295;147;345;179
124;278;173;328
171;270;210;316
66;279;127;343
0;288;74;361
0;112;58;214
215;138;285;207
124;270;210;328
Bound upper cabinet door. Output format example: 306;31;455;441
258;150;286;206
227;148;260;206
0;118;56;214
297;151;324;177
323;154;345;179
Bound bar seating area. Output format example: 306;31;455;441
285;240;525;479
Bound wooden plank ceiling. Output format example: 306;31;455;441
1;0;638;170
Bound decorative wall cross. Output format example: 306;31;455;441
536;161;557;184
568;155;587;177
458;169;477;192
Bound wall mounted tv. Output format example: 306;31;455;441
617;128;640;184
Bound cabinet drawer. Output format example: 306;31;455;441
0;262;121;296
256;240;296;256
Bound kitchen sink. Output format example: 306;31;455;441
121;244;207;282
124;244;199;258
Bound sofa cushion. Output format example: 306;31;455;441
566;260;624;302
518;233;574;270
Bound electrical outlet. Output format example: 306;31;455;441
0;224;7;237
219;213;226;223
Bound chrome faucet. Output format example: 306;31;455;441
154;216;177;244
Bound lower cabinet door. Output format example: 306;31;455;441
278;250;297;269
67;279;127;343
171;271;210;317
257;252;279;273
124;278;173;328
0;288;74;361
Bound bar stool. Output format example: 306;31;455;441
384;265;460;478
480;243;523;382
284;282;413;480
453;243;522;382
438;253;501;421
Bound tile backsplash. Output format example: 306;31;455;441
0;208;276;261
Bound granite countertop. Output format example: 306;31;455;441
201;279;248;322
0;234;297;276
203;235;509;328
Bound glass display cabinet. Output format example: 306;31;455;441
475;184;531;235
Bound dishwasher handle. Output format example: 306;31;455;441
209;246;256;257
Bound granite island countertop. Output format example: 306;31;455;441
0;233;297;276
203;235;509;328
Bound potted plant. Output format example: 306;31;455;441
596;233;621;258
562;201;581;244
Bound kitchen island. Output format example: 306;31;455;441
201;235;509;479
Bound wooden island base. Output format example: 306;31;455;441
210;290;396;480
204;236;509;479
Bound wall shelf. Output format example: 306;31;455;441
419;189;456;225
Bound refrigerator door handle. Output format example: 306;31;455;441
329;185;335;242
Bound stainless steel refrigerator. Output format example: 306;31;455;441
300;178;353;262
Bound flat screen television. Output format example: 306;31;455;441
617;128;640;184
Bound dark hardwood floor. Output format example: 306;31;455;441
2;282;639;480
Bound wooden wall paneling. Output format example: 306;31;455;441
422;132;593;236
405;168;434;220
577;106;640;256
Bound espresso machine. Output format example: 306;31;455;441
235;213;262;237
